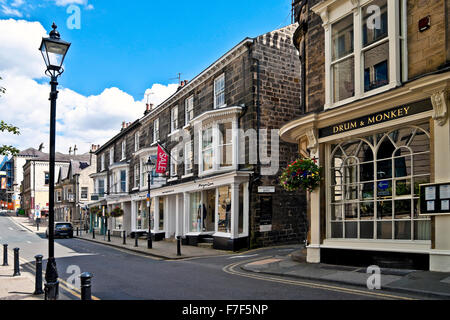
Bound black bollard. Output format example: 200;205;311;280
123;231;126;245
92;228;95;239
13;248;20;276
135;233;138;247
76;227;79;236
2;244;7;266
177;236;182;256
36;220;39;231
34;255;44;295
80;272;93;300
107;230;111;242
147;231;152;249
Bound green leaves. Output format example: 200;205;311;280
0;121;21;157
0;76;5;96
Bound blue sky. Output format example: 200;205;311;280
0;0;293;153
2;0;293;100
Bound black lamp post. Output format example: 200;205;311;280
145;156;155;249
39;23;71;300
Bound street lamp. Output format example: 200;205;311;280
39;23;71;300
145;156;155;249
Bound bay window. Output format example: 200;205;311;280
120;170;127;193
185;142;193;175
134;164;140;188
328;123;431;241
200;121;237;174
202;128;214;171
331;14;355;102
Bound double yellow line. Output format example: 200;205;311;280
223;257;417;300
16;254;101;300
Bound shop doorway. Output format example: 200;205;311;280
203;189;216;232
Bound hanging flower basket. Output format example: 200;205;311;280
279;157;321;192
90;206;101;216
111;206;124;218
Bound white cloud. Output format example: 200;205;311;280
53;0;87;6
1;4;22;17
0;19;177;154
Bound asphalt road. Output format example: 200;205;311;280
0;212;430;301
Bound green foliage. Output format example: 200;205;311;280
0;77;20;157
111;206;124;218
0;121;21;156
279;157;321;192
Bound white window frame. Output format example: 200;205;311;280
170;148;178;177
171;106;178;133
198;120;238;176
184;141;193;175
153;118;159;143
101;154;105;171
185;96;194;126
214;74;226;109
121;140;126;161
135;132;140;152
134;164;140;188
81;187;88;200
315;0;405;110
109;147;114;165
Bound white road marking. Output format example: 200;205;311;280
27;241;32;244
8;227;13;231
228;254;259;259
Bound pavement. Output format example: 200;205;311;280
0;254;43;300
4;211;232;260
74;231;232;260
5;210;450;299
241;249;450;299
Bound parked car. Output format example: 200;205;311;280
46;222;74;239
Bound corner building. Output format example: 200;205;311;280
281;0;450;271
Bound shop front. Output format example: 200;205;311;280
280;74;450;271
151;171;250;251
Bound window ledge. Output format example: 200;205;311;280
151;140;160;147
214;104;228;110
182;173;194;179
167;177;178;182
168;129;180;137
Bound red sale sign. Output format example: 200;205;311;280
156;144;168;174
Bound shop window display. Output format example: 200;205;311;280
329;124;431;240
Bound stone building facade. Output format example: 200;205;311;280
281;0;450;271
89;24;308;250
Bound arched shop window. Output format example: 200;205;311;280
329;123;431;241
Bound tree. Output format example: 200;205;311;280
0;77;5;96
0;77;20;156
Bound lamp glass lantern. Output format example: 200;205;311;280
39;24;71;74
